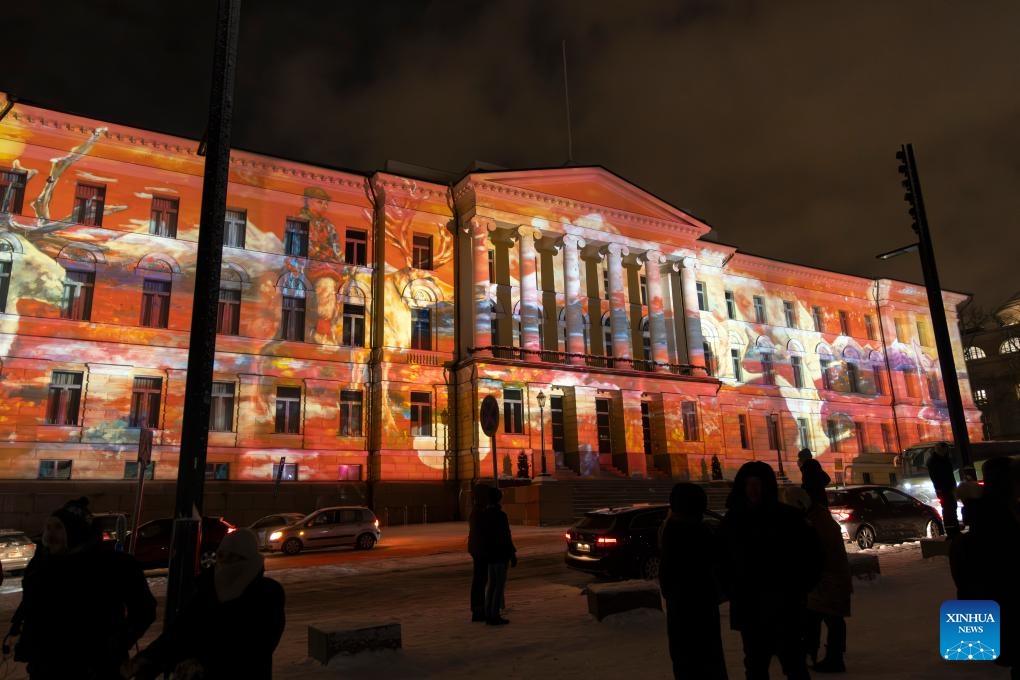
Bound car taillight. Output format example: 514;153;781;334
831;509;852;522
226;526;237;534
596;537;618;545
102;532;111;540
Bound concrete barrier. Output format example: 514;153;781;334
847;553;881;580
587;581;662;621
308;621;402;664
921;537;952;558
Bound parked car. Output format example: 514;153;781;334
249;513;306;551
827;485;943;549
92;512;130;552
564;503;724;580
267;506;380;555
0;529;36;573
132;516;237;569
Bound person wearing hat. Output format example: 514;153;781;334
6;497;156;679
798;449;831;509
128;528;285;680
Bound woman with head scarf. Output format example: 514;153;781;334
128;528;285;680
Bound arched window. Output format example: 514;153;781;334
964;346;986;361
217;267;243;335
1000;337;1020;355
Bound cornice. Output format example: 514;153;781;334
372;173;451;205
457;179;705;240
729;253;875;292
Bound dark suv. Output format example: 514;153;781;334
132;516;237;569
827;485;943;549
564;504;723;580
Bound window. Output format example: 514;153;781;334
205;462;230;480
783;301;795;328
0;169;27;214
410;391;432;437
412;233;433;269
344;228;367;266
596;398;612;453
865;315;877;341
72;183;105;226
812;306;823;333
338;464;362;481
38;459;72;480
826;419;841;453
124;461;155;480
696;281;707;311
1000;337;1020;355
129;377;162;428
217;286;241;336
61;270;94;321
487;250;495;283
738;414;750;449
503;388;524;434
964;346;986;361
46;371;83;425
731;348;743;381
140;278;171;328
681;402;699;441
872;366;884;395
703;342;715;377
224;208;246;248
927;372;942;401
284;219;309;257
281;293;305;341
341;304;365;347
973;388;988;406
339;389;363;436
916;320;934;347
274;386;301;434
753;296;766;324
551;395;565;456
641;402;652;456
602;270;610;300
904;370;921;398
792;355;804;389
846;362;860;393
895;318;910;343
797;418;810;451
149;196;179;238
0;260;10;314
819;351;833;390
272;462;298;481
855;422;867;451
639;275;648;306
725;291;736;319
839;311;850;336
209;381;235;432
881;423;894;452
766;416;779;449
411;308;431;350
761;353;775;385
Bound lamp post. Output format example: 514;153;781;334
537;391;548;476
770;412;787;481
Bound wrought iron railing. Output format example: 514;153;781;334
470;346;709;377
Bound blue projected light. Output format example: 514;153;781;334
940;600;1000;661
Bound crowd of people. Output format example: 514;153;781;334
2;497;285;679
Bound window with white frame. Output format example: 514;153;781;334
129;377;162;428
725;290;736;319
410;391;432;436
503;388;524;434
274;386;302;434
783;300;796;328
149;196;179;238
209;381;235;432
39;459;72;480
224;208;247;248
46;371;83;425
696;281;708;311
339;389;363;436
753;296;766;324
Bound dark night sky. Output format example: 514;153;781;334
6;1;1019;313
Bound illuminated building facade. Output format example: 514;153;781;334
961;294;1020;440
0;96;983;499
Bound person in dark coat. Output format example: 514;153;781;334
950;457;1020;679
927;442;960;536
477;486;517;625
782;487;852;673
798;449;831;508
128;528;286;680
659;483;729;680
720;461;824;680
467;483;491;622
7;497;156;680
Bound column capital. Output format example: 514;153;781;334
681;256;698;270
562;233;586;250
468;216;497;236
517;226;543;242
601;242;630;258
639;249;666;266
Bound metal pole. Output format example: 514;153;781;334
539;403;547;475
490;434;498;487
165;0;241;629
899;144;972;470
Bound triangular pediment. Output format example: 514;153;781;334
480;166;701;226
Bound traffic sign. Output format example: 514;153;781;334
480;395;499;437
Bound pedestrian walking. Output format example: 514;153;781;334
6;497;156;680
126;528;285;680
477;486;517;626
927;442;960;536
797;448;831;508
467;483;491;622
720;461;824;680
781;487;852;673
659;482;728;680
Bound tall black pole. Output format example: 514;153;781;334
165;0;241;628
896;144;972;470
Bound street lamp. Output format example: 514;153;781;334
770;412;787;481
537;391;548;476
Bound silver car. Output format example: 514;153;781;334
0;530;36;573
249;513;306;551
267;506;380;555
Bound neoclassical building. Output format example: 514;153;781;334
0;95;983;502
962;293;1020;440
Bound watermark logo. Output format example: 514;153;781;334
940;600;999;661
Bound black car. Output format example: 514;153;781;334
564;503;723;580
132;516;237;569
827;485;943;549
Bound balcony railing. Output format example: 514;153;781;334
471;346;709;377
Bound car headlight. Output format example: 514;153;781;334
269;531;283;542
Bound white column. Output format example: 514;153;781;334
562;233;587;365
604;243;631;360
518;226;543;353
679;257;706;371
642;250;670;371
471;217;496;354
